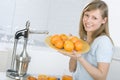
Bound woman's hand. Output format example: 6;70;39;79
58;50;82;60
72;51;82;60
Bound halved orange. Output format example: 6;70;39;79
48;76;57;80
62;75;73;80
27;76;37;80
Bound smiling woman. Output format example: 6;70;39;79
58;0;115;80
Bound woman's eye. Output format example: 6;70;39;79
93;17;97;20
84;14;89;17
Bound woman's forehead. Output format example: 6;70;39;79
84;9;103;18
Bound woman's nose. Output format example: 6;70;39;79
86;17;92;23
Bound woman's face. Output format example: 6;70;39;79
83;9;106;33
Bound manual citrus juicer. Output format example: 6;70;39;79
6;21;49;79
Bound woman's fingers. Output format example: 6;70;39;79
58;50;82;59
58;50;75;57
69;33;72;36
72;51;82;58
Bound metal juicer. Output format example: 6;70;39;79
6;21;49;80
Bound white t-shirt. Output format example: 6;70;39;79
73;35;114;80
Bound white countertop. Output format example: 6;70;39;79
0;72;63;80
0;42;72;78
0;72;13;80
0;72;30;80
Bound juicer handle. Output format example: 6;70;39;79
29;30;49;34
26;20;30;29
15;20;30;39
15;29;26;39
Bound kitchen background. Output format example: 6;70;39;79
0;0;120;78
0;0;120;46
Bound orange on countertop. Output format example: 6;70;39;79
62;75;73;80
38;74;48;80
27;76;37;80
48;76;57;80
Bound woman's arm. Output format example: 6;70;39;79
69;57;77;72
77;56;110;80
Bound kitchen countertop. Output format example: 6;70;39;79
0;42;72;79
0;72;63;80
0;72;13;80
0;72;30;80
0;42;71;75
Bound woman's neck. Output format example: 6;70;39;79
86;32;93;44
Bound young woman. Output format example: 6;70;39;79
64;0;114;80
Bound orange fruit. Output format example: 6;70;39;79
50;34;61;45
60;34;68;42
54;39;64;49
69;36;79;43
27;76;37;80
48;76;57;80
74;40;83;51
38;74;48;80
64;40;74;52
62;75;73;80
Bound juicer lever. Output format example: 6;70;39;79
15;20;30;39
15;29;27;39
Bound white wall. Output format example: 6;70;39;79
47;0;92;36
0;0;119;47
12;0;49;30
103;0;120;47
0;0;50;44
0;0;15;35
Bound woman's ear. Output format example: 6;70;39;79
102;17;107;24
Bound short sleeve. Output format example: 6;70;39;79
96;36;113;63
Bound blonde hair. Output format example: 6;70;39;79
79;0;113;44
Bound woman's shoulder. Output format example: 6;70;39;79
93;35;113;46
90;35;113;54
95;35;111;42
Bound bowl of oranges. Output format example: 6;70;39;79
45;34;90;56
